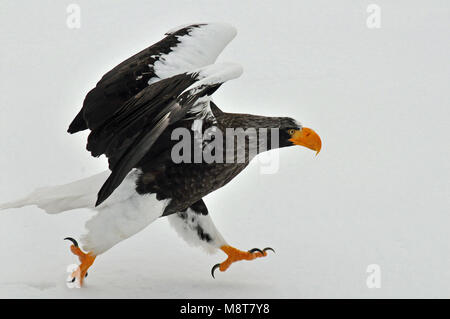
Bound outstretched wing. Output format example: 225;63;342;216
91;63;243;206
68;23;237;133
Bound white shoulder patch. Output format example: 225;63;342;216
180;63;242;123
182;62;243;95
187;96;215;123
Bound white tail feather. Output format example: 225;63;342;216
1;169;168;255
0;171;110;214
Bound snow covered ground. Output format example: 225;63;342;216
0;0;449;298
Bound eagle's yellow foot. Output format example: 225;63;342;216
64;237;96;286
211;245;275;278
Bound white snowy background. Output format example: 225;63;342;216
0;0;449;298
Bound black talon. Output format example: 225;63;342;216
211;263;221;279
85;272;88;278
263;247;275;254
248;248;264;255
64;237;79;247
69;277;76;283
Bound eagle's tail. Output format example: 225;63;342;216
1;169;166;256
0;171;110;214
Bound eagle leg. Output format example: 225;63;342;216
211;245;275;278
64;237;96;286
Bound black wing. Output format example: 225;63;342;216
68;23;237;133
91;63;243;206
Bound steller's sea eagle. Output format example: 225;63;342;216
0;23;321;285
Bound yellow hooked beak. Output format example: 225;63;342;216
289;127;322;155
